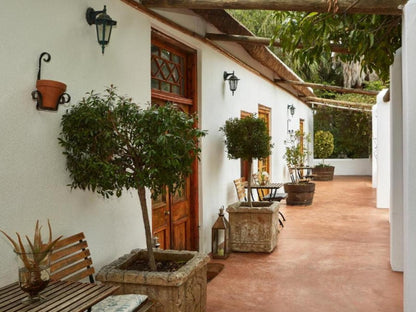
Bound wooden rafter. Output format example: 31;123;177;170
206;33;348;54
275;79;379;96
309;101;372;112
303;96;374;108
141;0;406;15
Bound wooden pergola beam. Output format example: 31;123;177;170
309;101;372;112
206;33;349;54
274;79;379;96
303;96;374;108
141;0;406;15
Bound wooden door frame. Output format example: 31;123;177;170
258;104;271;175
151;29;200;251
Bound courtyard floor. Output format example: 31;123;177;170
207;176;403;312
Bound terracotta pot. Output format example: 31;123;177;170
312;166;335;181
284;182;315;206
36;79;66;110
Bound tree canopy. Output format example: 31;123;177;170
271;12;401;82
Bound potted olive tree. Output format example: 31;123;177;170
59;86;208;312
284;130;315;205
313;130;335;181
220;116;279;253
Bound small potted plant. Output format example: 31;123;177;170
1;220;62;302
220;116;279;253
313;130;335;181
284;130;315;205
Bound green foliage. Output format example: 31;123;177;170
314;130;334;165
284;130;312;168
220;115;273;162
59;86;206;271
272;12;401;82
314;106;371;158
59;86;206;200
220;115;273;206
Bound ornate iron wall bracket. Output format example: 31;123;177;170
32;90;70;111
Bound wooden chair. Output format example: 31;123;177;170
50;232;153;312
233;177;253;201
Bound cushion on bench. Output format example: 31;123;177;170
91;294;148;312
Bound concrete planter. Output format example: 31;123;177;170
226;201;280;253
312;166;335;181
96;249;210;312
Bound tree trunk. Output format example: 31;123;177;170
137;186;157;271
247;159;253;207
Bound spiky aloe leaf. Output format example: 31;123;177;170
0;230;20;252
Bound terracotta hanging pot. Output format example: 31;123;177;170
31;52;70;111
35;80;67;110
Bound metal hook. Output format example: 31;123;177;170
37;52;51;81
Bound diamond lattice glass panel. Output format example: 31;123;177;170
151;44;185;96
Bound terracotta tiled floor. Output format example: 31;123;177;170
207;176;403;312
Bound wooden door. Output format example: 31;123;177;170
299;119;305;165
150;30;198;250
240;111;252;182
151;101;193;250
258;105;271;175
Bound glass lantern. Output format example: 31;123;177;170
211;207;231;259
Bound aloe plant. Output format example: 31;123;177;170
1;220;62;290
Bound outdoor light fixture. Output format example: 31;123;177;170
223;71;240;96
288;104;296;117
86;5;117;54
211;207;230;259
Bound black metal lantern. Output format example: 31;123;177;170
223;71;240;96
86;6;117;54
212;207;231;259
288;104;296;117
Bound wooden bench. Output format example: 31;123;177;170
50;232;153;312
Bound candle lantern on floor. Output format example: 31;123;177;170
212;206;230;259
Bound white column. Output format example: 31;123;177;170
403;1;416;311
390;49;403;271
372;105;378;188
376;90;391;208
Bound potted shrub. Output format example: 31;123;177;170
220;116;279;253
313;130;335;181
58;86;208;311
284;130;315;205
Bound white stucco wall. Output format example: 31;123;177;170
390;49;403;272
313;158;372;176
375;90;391;209
0;0;152;284
403;1;416;311
0;0;313;284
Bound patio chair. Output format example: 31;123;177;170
233;177;254;202
50;232;153;312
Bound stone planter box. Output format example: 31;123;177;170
226;201;280;253
96;249;210;312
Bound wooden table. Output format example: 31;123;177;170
0;280;119;312
246;182;284;199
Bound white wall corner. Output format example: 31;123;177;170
375;89;391;209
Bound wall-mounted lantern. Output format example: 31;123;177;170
288;104;296;117
223;71;240;96
86;5;117;54
211;207;230;259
